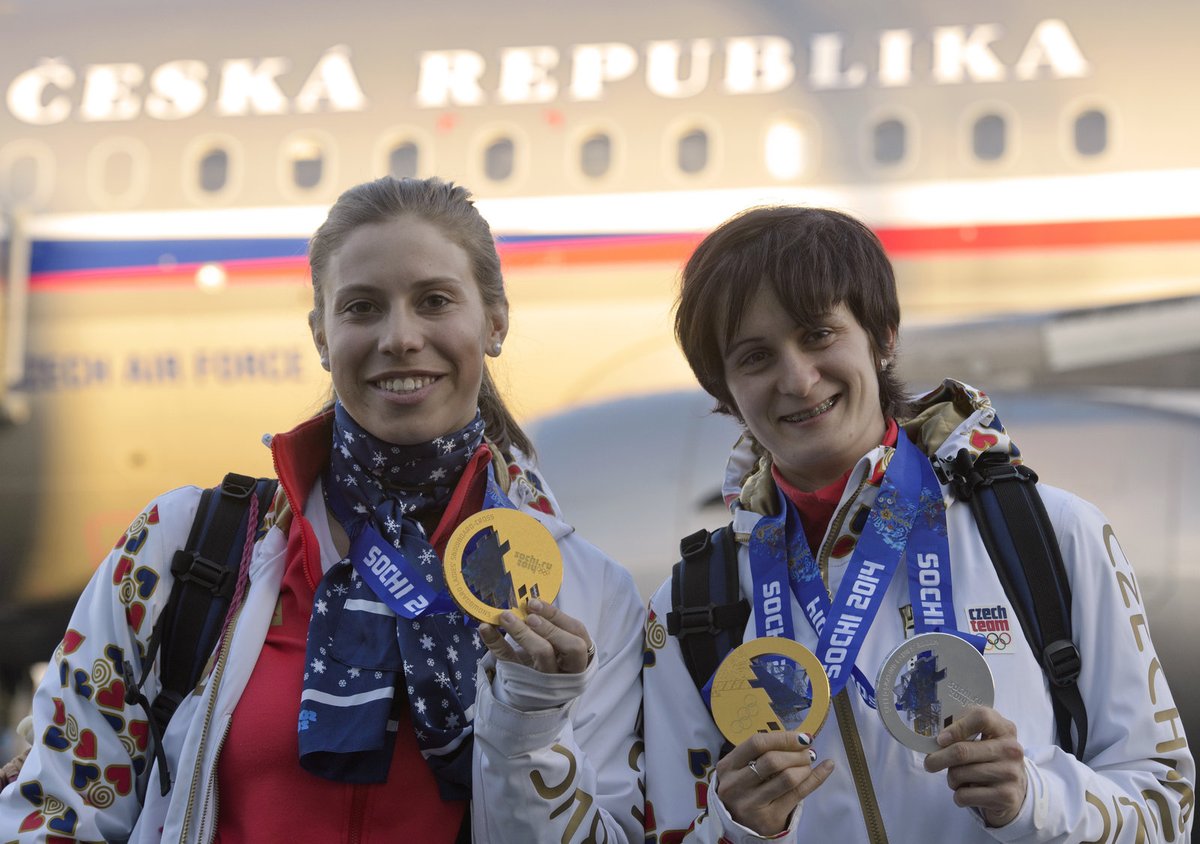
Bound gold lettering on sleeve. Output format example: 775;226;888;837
1083;791;1112;844
1163;768;1194;832
629;739;645;827
1115;571;1141;610
1129;613;1148;651
531;743;577;800
1116;796;1150;842
1141;788;1176;841
1154;707;1188;754
1148;658;1163;705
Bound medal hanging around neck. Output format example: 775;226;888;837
443;508;563;624
875;631;994;752
710;638;832;746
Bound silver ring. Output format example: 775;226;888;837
747;759;767;783
586;641;596;660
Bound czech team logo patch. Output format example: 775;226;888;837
967;603;1014;654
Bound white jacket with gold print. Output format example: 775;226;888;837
0;418;645;844
642;380;1194;844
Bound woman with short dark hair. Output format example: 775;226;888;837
643;205;1194;843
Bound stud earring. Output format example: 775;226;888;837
490;342;502;356
879;358;889;370
320;356;330;371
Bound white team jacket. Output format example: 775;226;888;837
643;381;1195;844
0;424;645;843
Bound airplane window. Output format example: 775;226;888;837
580;132;611;179
972;114;1007;161
1074;109;1108;157
199;149;228;193
388;142;419;179
677;128;709;174
101;150;136;196
872;118;906;165
86;137;149;208
765;118;808;180
485;137;515;182
0;149;46;205
283;137;325;190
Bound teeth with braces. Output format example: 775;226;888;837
785;396;835;421
377;376;435;393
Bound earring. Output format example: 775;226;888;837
320;356;330;371
879;358;889;370
490;342;502;357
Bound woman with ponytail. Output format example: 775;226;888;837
0;177;645;843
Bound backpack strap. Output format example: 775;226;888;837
947;448;1087;760
124;472;278;795
666;525;749;692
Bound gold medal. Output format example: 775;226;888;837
710;638;831;745
443;509;563;624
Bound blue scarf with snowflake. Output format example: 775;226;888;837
298;402;488;796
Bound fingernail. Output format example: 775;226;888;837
528;598;544;611
807;749;817;763
499;611;517;626
526;614;543;628
796;732;814;747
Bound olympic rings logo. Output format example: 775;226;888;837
986;631;1012;650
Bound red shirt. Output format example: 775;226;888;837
215;422;491;844
772;419;899;556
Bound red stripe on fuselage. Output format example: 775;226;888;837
28;217;1200;290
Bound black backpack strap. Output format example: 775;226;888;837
948;448;1087;760
126;472;278;795
666;525;749;692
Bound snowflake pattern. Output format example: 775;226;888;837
313;403;490;766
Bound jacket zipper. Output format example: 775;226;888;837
832;691;890;844
179;606;241;843
198;720;232;844
819;475;889;843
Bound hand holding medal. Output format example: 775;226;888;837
877;632;1026;827
710;638;835;836
444;509;593;674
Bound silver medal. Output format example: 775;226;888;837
876;632;995;753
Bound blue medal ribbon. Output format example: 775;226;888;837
325;464;517;619
904;454;986;650
747;431;981;710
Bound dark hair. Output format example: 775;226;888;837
674;205;909;419
308;176;533;456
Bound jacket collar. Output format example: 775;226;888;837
725;379;1022;519
267;410;575;542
